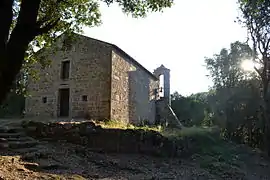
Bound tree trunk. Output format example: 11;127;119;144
263;97;270;155
261;72;270;155
0;43;27;104
0;0;41;104
0;0;14;103
262;100;270;155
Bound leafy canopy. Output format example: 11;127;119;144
237;0;270;78
20;0;174;49
237;0;270;154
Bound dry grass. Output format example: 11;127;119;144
0;155;65;180
91;119;163;132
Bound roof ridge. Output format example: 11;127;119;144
73;32;158;80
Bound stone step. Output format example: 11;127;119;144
24;160;66;171
0;132;26;138
0;138;9;149
8;140;39;149
36;159;67;170
21;151;51;161
12;147;40;153
0;138;8;143
6;136;37;142
0;127;24;133
11;144;46;153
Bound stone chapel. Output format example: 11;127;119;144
25;33;180;127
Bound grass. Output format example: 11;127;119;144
160;125;249;177
93;119;241;168
78;120;249;166
20;118;260;168
91;119;163;132
161;126;218;138
160;125;240;162
92;120;222;148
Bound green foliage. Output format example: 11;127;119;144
238;0;270;50
238;0;270;154
208;80;264;148
201;108;214;127
171;40;267;150
171;92;210;127
203;40;265;149
24;0;174;51
204;41;254;89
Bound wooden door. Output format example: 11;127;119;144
59;88;70;117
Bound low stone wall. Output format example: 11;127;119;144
21;121;182;157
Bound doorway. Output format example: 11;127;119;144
58;88;70;117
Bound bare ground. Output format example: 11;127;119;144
0;140;270;180
0;119;270;180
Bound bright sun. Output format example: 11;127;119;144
241;60;255;71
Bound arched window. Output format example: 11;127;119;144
159;74;164;97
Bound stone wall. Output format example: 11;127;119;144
25;34;112;119
70;35;112;119
25;47;59;118
111;50;159;125
22;121;180;157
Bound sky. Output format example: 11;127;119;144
84;0;248;96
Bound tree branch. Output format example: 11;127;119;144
36;16;51;27
56;0;68;4
254;66;262;78
35;18;61;35
266;38;270;52
5;0;42;66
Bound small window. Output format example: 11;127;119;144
82;95;87;101
61;61;70;80
42;97;47;103
62;38;73;51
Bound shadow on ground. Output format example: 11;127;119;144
1;119;270;180
0;119;191;180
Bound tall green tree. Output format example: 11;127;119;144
204;41;264;147
205;41;253;129
0;0;174;104
238;0;270;154
204;41;253;89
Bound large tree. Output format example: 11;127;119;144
204;41;253;89
238;0;270;154
0;0;173;104
204;41;264;146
